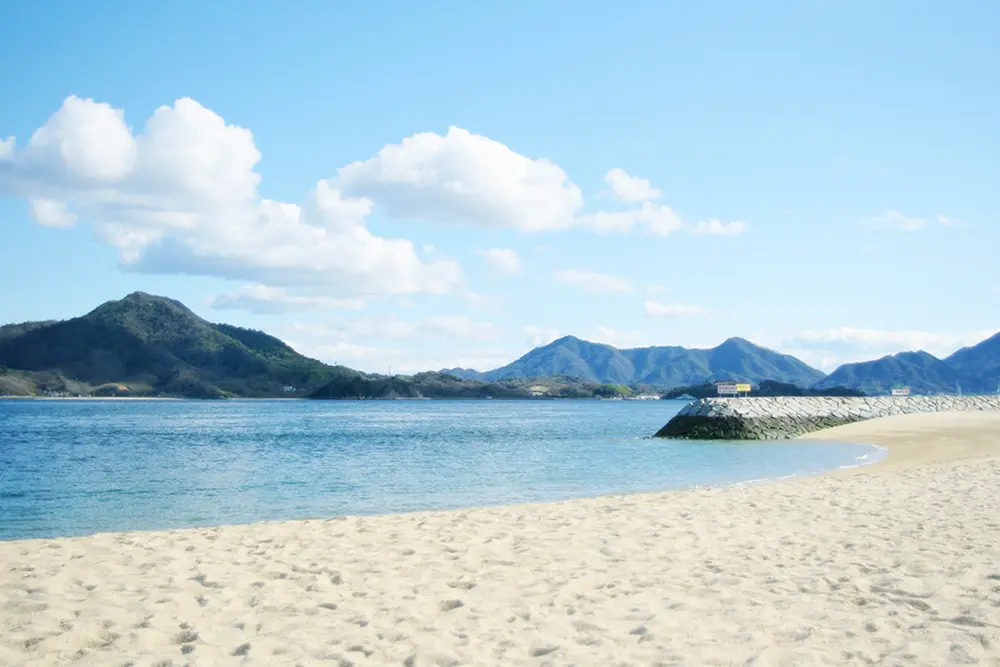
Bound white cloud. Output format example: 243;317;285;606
19;96;137;182
860;210;925;231
776;347;843;373
477;248;522;275
690;219;747;236
645;300;706;317
936;215;964;227
781;327;997;370
0;137;14;161
29;198;77;227
290;339;401;369
589;326;649;349
0;96;462;299
554;269;634;294
296;315;499;343
603;168;662;202
421;315;500;340
396;348;514;374
208;284;365;314
335;126;584;232
2;96;750;306
524;325;561;347
576;201;684;236
278;321;509;374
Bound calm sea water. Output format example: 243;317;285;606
0;399;882;540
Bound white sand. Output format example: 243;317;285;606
2;411;999;666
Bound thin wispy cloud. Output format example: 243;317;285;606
554;269;634;294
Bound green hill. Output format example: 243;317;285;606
814;351;963;395
0;292;358;398
468;335;826;388
946;332;1000;393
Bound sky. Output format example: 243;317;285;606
0;0;997;374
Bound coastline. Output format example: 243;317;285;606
2;412;999;665
804;410;1000;473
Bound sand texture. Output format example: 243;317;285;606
1;412;999;666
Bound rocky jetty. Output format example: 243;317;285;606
654;395;1000;440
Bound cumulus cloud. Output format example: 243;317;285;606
554;269;634;294
0;96;461;299
690;219;747;236
208;285;365;314
335;126;584;232
576;201;684;236
645;300;706;317
603;168;662;202
29;198;76;228
2;96;750;307
477;248;522;275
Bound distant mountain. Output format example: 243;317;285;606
0;294;653;401
446;335;826;388
946;332;1000;393
0;292;359;398
439;367;487;381
814;350;962;395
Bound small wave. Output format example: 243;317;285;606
838;444;888;469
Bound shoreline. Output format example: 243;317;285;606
804;410;1000;473
2;412;999;664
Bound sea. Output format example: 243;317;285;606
0;399;884;540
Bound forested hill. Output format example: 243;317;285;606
0;292;358;398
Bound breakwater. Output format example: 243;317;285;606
655;395;1000;440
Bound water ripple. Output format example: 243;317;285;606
0;399;879;539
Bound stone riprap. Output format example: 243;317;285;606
654;395;1000;440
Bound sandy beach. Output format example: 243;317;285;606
2;412;999;666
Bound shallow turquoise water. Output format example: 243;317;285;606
0;399;882;539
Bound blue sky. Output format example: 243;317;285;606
1;0;997;373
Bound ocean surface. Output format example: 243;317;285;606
0;399;883;540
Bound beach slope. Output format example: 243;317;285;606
2;412;999;665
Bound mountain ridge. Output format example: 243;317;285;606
1;292;997;397
441;332;1000;394
444;335;827;388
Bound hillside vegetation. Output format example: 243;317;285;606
0;293;358;398
448;336;826;388
2;293;997;398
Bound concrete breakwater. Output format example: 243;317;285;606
655;395;1000;440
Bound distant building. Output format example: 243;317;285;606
282;386;296;393
716;381;752;397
